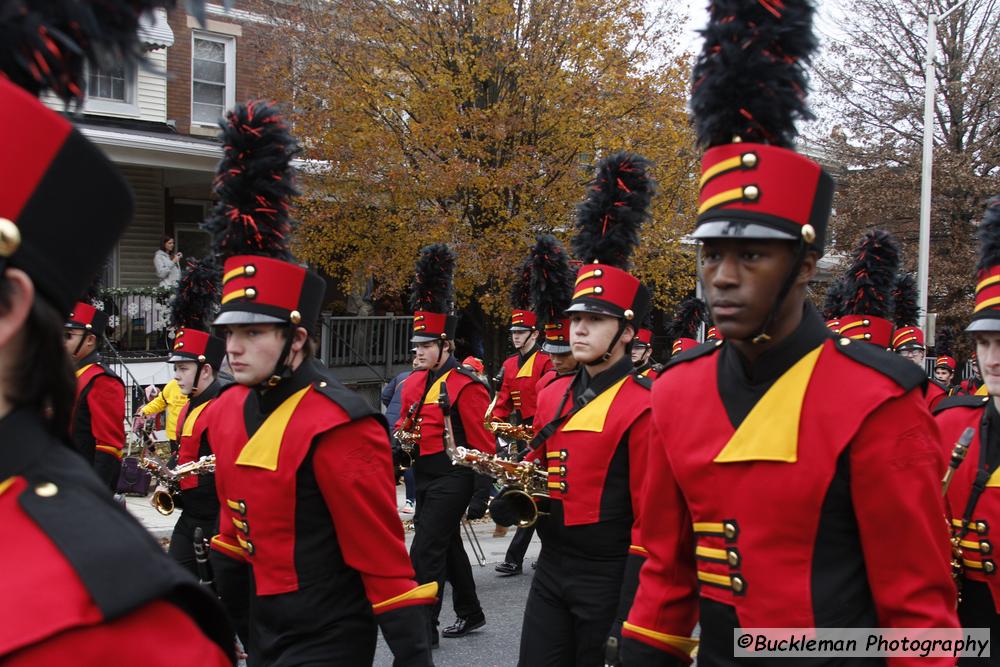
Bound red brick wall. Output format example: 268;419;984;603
166;2;292;136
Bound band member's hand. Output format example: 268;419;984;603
144;384;159;400
487;487;520;527
466;495;488;520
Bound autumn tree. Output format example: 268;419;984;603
252;0;698;363
812;0;1000;347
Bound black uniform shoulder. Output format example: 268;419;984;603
453;364;490;390
630;372;653;391
309;362;378;421
663;341;721;370
831;338;927;391
13;433;233;656
932;394;990;415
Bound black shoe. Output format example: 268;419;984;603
494;561;523;577
441;611;486;638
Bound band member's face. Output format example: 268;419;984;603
934;367;954;384
700;238;801;341
511;330;532;350
570;312;629;364
63;328;95;360
976;334;1000;396
549;351;577;374
897;348;925;367
414;340;447;369
173;360;199;396
631;344;650;364
223;324;287;386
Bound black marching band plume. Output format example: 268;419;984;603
822;276;848;323
409;243;458;342
967;195;1000;332
691;0;817;151
530;234;575;354
171;258;220;332
508;254;537;330
836;230;901;347
203;101;300;262
1;1;209;105
666;297;707;357
892;272;920;328
571;152;654;270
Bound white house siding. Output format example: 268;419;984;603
137;49;168;123
116;166;165;287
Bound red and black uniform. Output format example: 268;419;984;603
168;378;222;579
396;354;495;636
515;355;651;666
209;359;435;666
623;308;959;665
936;394;1000;652
493;346;553;426
959;377;985;396
71;351;125;492
0;408;234;666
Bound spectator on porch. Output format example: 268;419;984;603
154;236;182;287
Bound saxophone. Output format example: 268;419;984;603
140;455;216;516
483;373;535;446
392;401;421;470
450;446;549;527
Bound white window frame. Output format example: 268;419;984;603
83;61;140;118
190;31;236;129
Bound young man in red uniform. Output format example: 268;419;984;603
165;259;227;580
396;243;496;642
631;327;660;379
621;1;958;663
491;153;655;666
204;101;434;666
65;301;126;492
934;195;1000;656
892;326;948;409
0;4;234;663
936;355;959;391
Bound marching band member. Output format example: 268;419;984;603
497;235;576;577
203;100;434;666
621;0;958;663
492;153;655;666
0;3;234;662
164;259;226;579
892;325;948;409
935;196;1000;655
65;297;126;491
631;325;660;379
665;297;707;362
396;244;496;643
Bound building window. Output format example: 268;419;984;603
82;63;139;116
192;33;235;126
88;64;128;101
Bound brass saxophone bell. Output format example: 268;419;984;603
151;489;175;515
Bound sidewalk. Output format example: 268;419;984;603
126;484;542;566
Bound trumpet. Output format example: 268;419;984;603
484;419;535;443
140;455;216;515
450;445;549;527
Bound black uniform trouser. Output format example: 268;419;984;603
505;525;535;565
518;550;625;667
168;511;217;581
958;579;1000;665
411;461;481;630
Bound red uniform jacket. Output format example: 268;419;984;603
1;409;233;666
935;394;1000;611
926;379;947;411
624;322;958;665
492;348;552;422
395;360;496;458
209;360;434;599
71;354;125;489
175;380;221;519
528;356;651;557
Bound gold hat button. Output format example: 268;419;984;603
35;482;58;497
245;288;257;299
245;265;256;276
743;185;759;201
741;152;757;168
0;218;22;257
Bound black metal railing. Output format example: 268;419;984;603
318;314;414;380
96;286;173;355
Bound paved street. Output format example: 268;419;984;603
126;485;539;666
